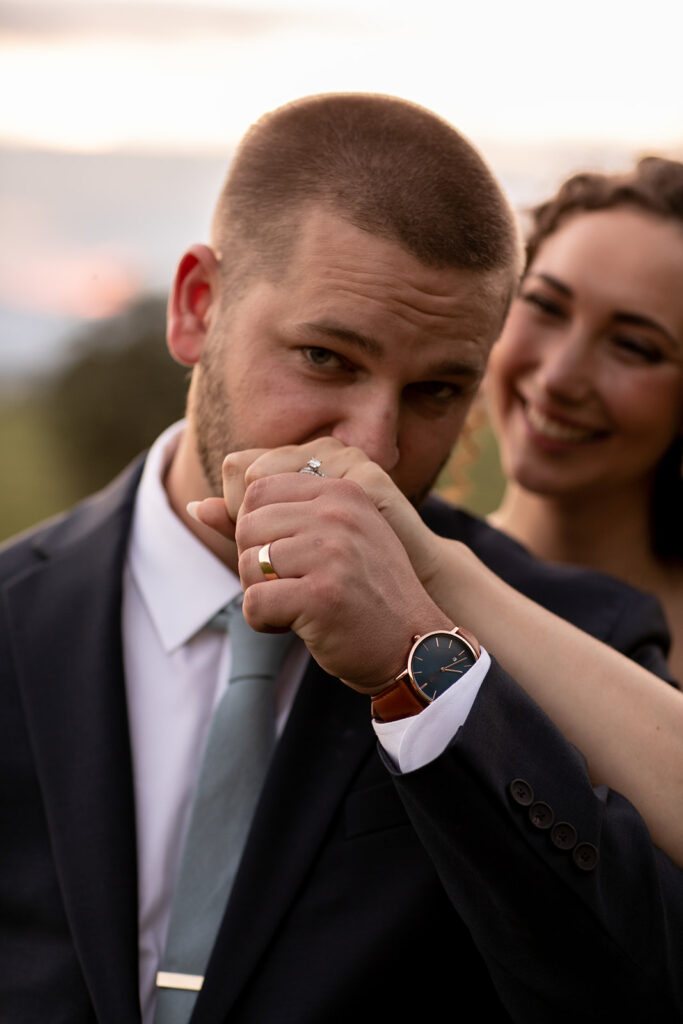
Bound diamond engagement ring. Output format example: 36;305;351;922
298;457;326;477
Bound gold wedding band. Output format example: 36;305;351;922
258;542;279;581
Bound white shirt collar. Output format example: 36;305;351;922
126;421;242;653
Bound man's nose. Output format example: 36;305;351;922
331;395;400;472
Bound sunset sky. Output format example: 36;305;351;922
1;0;682;369
2;0;682;152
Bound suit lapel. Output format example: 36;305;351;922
4;463;143;1023
195;657;376;1021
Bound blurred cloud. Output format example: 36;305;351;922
1;246;141;318
0;0;347;41
0;189;141;318
1;0;681;152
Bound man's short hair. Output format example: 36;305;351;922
211;93;519;297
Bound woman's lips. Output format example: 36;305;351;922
522;401;607;445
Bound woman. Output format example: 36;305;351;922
486;157;683;679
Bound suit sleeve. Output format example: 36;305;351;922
387;661;683;1023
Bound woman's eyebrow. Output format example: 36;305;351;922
527;273;679;350
526;272;573;297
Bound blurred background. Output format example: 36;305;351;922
2;0;682;541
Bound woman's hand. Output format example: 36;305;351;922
189;437;447;593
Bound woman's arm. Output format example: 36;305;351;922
424;534;683;864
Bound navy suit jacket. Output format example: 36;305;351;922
1;456;681;1022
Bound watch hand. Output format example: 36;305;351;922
442;657;469;670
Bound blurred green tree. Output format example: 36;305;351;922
44;294;187;496
438;398;505;516
0;294;187;541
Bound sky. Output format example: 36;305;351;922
1;0;682;374
2;0;682;152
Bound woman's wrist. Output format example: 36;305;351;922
418;536;477;621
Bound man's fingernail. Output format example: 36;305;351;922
186;501;201;522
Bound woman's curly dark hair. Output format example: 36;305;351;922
524;157;683;561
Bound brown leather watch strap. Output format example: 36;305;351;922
370;676;429;723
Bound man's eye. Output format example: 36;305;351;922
303;347;343;369
422;382;458;400
409;381;461;404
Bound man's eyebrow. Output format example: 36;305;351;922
297;320;483;377
421;357;484;379
298;321;383;356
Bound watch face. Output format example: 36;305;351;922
409;631;477;702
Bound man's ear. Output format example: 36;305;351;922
167;244;220;366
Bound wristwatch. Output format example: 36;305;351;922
371;626;480;723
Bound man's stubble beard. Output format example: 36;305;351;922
190;340;243;496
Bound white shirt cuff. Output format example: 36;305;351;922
373;647;491;773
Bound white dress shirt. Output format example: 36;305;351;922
122;421;488;1021
122;423;308;1022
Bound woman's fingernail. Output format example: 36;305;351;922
186;501;202;522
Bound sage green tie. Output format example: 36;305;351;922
154;594;294;1024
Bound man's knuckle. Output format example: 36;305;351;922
244;476;268;509
237;548;251;577
242;584;261;622
234;513;251;547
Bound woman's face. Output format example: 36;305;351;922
487;207;683;502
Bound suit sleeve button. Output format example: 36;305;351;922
510;779;534;806
550;821;577;850
528;801;554;829
573;842;599;871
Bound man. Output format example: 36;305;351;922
1;94;680;1023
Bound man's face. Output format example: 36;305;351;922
190;206;506;504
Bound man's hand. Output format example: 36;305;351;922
233;470;453;693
